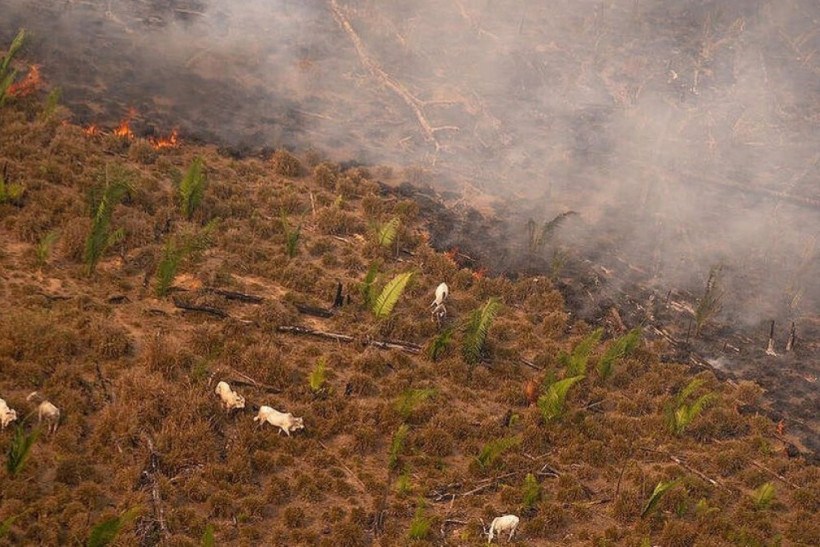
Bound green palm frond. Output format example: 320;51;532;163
35;231;59;267
753;482;776;509
1;29;25;74
372;271;414;318
0;29;26;105
538;375;585;421
84;168;132;275
597;327;641;381
0;514;18;538
566;327;603;376
426;327;453;362
527;211;577;252
668;379;716;435
476;436;520;469
675;378;706;407
641;479;681;518
462;297;502;364
6;426;39;476
377;216;400;248
395;388;436;420
360;261;380;308
87;506;140;547
281;211;301;258
308;357;328;393
201;524;216;547
179;157;206;220
389;424;409;470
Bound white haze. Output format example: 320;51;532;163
3;0;818;331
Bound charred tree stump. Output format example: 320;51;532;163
766;320;777;356
785;322;796;352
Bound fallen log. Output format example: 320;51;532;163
277;325;421;354
173;298;228;318
294;303;335;318
203;287;264;303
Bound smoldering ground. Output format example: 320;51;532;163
3;0;818;333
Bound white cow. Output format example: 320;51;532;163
253;406;304;436
27;392;60;434
0;398;17;429
431;282;449;307
214;381;246;411
488;514;519;543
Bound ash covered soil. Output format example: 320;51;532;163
0;94;819;546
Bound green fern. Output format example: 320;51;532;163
377;216;400;248
179;157;207;220
462;297;501;365
538;375;585;421
201;524;215;547
35;231;59;267
389;424;409;470
597;327;641;381
426;327;453;362
6;426;39;477
564;328;603;376
87;506;140;547
641;479;681;518
0;29;26;106
360;261;380;308
372;271;414;318
753;482;776;509
308;357;328;393
394;388;436;420
521;472;541;510
84;168;131;275
476;436;521;469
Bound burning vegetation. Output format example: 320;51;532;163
0;19;818;547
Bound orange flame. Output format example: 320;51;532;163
8;65;42;98
150;128;179;149
113;108;137;139
84;124;101;137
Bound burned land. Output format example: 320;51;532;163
1;1;820;546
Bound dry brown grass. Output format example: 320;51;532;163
0;96;816;547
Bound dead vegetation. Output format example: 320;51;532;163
0;84;817;546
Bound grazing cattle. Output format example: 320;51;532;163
0;398;17;429
431;282;449;307
488;514;519;543
253;406;304;436
27;392;60;435
214;381;246;411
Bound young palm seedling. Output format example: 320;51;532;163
0;29;26;106
87;506;140;547
641;479;681;518
666;378;716;435
538;375;585;421
462;297;501;365
179;157;207;220
475;436;520;469
372;271;414;319
281;211;302;259
6;425;39;477
560;327;603;376
84;167;131;275
597;327;641;381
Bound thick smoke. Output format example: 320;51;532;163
3;0;818;332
